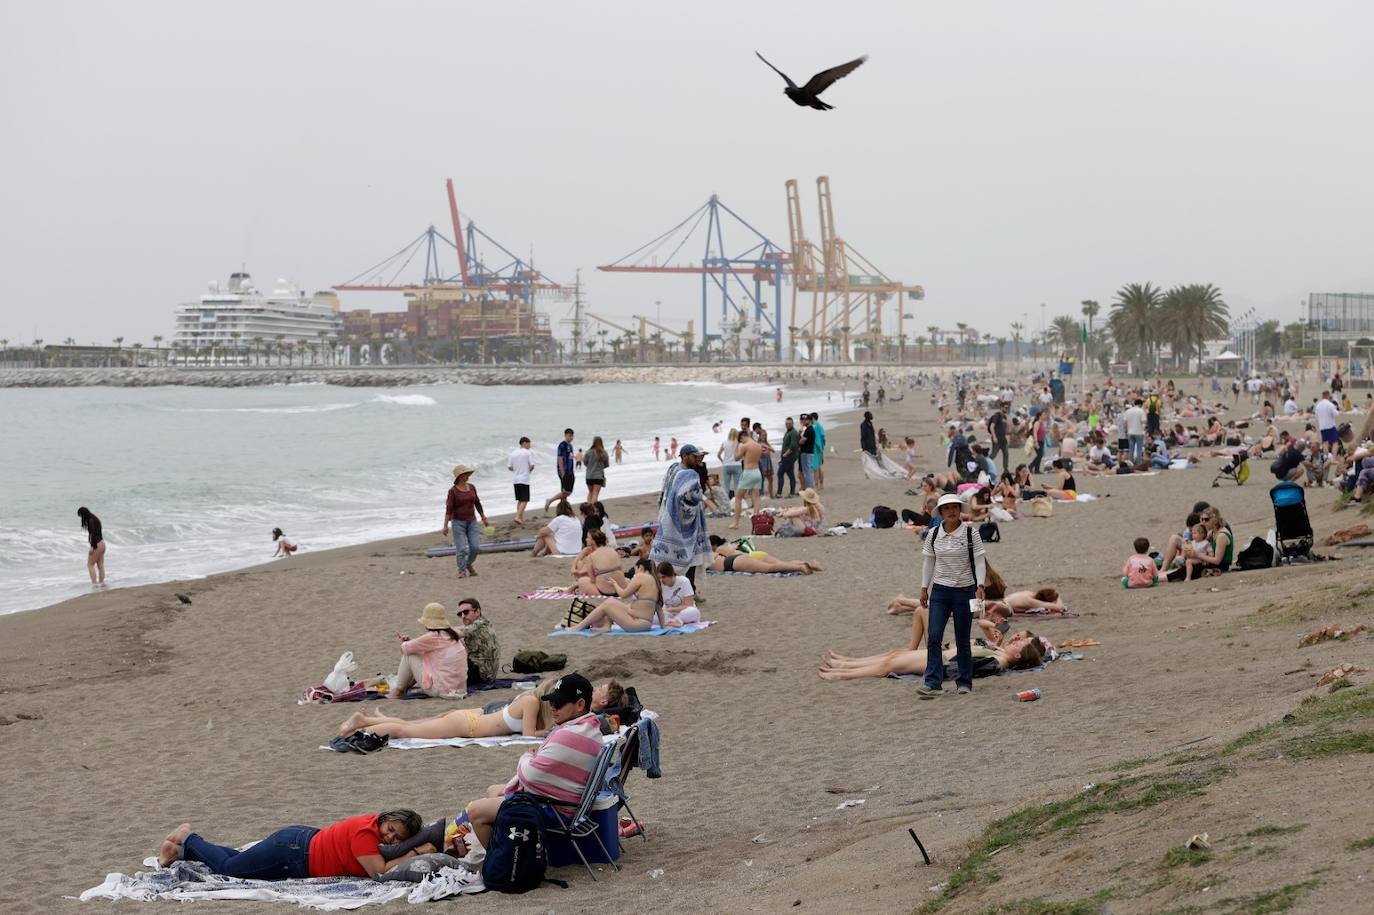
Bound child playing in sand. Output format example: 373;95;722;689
1122;537;1158;588
272;527;298;557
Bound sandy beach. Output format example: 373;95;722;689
4;379;1373;914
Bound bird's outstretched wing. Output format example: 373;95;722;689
802;55;868;95
755;51;797;89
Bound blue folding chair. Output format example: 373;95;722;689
526;738;622;881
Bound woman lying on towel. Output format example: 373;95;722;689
336;678;624;740
707;535;823;574
156;810;424;879
884;565;1008;614
818;631;1044;681
995;587;1067;614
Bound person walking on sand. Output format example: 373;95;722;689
730;430;766;529
584;435;609;504
442;464;488;579
508;436;535;525
78;506;106;585
544;428;576;512
917;493;987;698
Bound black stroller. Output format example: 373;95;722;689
1269;481;1314;563
1212;451;1250;487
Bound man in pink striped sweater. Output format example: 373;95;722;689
462;673;603;850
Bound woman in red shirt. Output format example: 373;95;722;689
441;463;488;579
157;810;424;880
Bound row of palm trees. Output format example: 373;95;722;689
1034;283;1229;372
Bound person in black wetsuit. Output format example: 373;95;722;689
78;506;106;585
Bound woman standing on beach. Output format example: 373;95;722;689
757;427;775;498
917;492;987;697
442;464;488;579
78;506;105;585
585;436;609;504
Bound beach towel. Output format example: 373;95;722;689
650;466;712;571
79;859;484;909
363;722;632;753
860;451;908;480
706;568;802;577
549;621;716;637
299;688;431;706
1013;607;1080;620
517;589;608;601
467;676;540;692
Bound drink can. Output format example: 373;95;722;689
1016;688;1041;702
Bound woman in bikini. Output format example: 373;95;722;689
818;630;1044;681
992;472;1020;515
336;678;625;740
572;529;627;595
707;535;823;574
1040;460;1080;501
569;559;665;632
992;587;1067;614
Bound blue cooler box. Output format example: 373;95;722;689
543;792;621;866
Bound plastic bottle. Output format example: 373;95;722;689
1016;688;1041;702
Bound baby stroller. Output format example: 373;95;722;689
1212;451;1250;487
1269;481;1314;563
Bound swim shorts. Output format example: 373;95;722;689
737;468;763;490
559;473;575;493
513;483;530;502
1321;427;1339;445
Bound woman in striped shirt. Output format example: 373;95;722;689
917;493;987;697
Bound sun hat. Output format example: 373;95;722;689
418;602;452;629
936;492;964;510
451;463;476;479
545;672;593;709
800;488;821;504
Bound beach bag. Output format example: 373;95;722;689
512;650;568;674
1029;497;1054;518
979;521;1001;543
1237;536;1278;570
872;505;898;529
560;598;596;630
1022;439;1037;457
482;793;549;893
322;651;357;694
751;513;775;536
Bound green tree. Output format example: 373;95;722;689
1109;282;1164;370
1158;283;1228;371
1009;322;1024;362
1049;315;1082;353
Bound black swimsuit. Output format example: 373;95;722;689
722;554;737;572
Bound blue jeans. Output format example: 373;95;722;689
451;518;481;573
722;462;742;499
799;453;814;489
1128;434;1145;465
924;584;976;692
775;454;797;496
183;825;318;880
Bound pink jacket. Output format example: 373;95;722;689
402;632;468;695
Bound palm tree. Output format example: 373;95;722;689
1110;282;1164;372
253;336;266;366
1080;300;1100;336
229;331;242;366
1010;322;1024;363
996;336;1007;368
316;330;328;366
274;334;287;366
1158;283;1228;371
152;335;164;366
1049;315;1082;353
955;322;969;359
131;342;143;366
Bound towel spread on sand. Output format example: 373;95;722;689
1013;607;1080;620
549;621;716;637
860;452;908;480
349;725;629;753
517;589;608;600
705;569;802;577
79;859;484;909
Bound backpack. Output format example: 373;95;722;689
511;650;568;674
750;513;775;536
1236;536;1277;570
872;505;898;529
482;793;549;893
979;521;1001;543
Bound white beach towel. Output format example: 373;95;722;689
374;725;628;753
78;859;483;909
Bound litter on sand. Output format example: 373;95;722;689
835;799;866;810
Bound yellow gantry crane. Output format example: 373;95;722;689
633;315;695;362
785;176;924;362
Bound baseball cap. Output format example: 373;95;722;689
679;443;703;457
545;673;593;709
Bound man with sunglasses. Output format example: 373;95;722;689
453;598;499;685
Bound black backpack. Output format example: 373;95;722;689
1236;536;1276;570
979;521;1000;543
872;505;898;529
482;793;549;893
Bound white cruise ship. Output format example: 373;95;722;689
172;272;344;364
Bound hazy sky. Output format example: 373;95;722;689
3;0;1371;346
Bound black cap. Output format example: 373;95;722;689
545;673;593;710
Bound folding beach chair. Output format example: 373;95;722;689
607;723;648;842
1269;481;1314;563
527;738;622;881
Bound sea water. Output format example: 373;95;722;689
0;380;844;615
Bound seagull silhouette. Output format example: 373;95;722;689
755;51;868;110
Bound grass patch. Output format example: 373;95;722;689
1220;879;1318;914
978;891;1114;915
1328;676;1354;694
1243;824;1306;838
1347;834;1374;850
1162;845;1212;868
1282;731;1374;758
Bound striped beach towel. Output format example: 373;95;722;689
518;589;609;601
706;569;801;577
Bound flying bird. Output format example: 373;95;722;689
755;51;868;110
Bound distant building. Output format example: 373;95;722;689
1308;293;1374;344
340;284;555;363
173;272;342;363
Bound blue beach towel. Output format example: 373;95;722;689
549;622;716;637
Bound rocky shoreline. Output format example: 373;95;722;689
0;363;959;389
